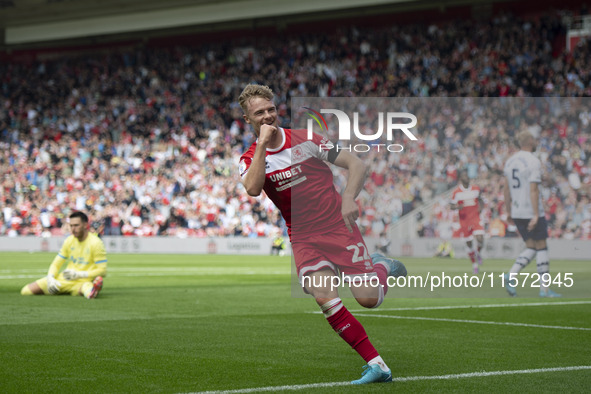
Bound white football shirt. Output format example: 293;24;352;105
503;150;545;219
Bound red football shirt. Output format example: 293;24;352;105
239;128;343;239
451;184;481;225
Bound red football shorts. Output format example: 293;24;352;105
458;218;484;239
291;223;377;283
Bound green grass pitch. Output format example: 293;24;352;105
0;252;590;393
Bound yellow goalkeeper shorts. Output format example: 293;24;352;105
35;274;91;296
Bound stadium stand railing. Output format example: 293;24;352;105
388;188;455;241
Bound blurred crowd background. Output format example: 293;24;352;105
1;3;590;240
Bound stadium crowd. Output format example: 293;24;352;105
0;6;590;239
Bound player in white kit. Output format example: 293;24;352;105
502;131;560;298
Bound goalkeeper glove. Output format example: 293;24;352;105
63;270;89;280
46;275;61;294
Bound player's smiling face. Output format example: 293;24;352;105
244;97;277;136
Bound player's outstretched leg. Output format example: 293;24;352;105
351;363;392;384
503;273;517;297
371;253;407;278
535;248;561;298
320;297;392;384
315;278;392;385
467;250;478;274
476;235;484;267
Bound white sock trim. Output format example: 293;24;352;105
370;284;384;309
368;356;389;372
320;298;343;318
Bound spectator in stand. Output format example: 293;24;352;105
0;6;589;240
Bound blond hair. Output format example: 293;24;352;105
516;130;535;149
239;84;274;113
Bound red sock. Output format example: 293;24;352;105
468;251;476;264
326;304;379;362
373;263;389;296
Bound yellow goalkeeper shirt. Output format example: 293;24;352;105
48;232;108;279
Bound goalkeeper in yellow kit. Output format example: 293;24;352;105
21;211;107;299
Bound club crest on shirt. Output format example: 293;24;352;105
292;145;305;161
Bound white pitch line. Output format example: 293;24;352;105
0;270;290;280
349;300;591;313
354;313;591;331
189;365;591;394
0;267;291;273
0;274;44;279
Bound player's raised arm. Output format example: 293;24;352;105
332;150;368;232
241;154;265;197
241;125;277;196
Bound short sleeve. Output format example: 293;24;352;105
309;131;333;162
239;157;251;178
528;158;542;183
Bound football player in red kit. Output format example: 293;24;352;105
238;84;406;385
450;170;485;274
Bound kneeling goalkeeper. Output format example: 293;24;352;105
21;211;106;299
